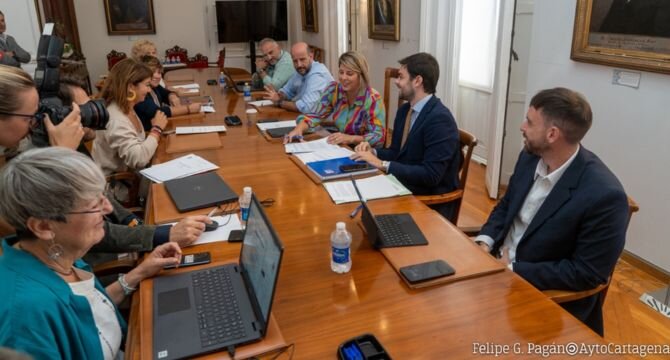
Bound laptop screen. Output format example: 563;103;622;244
351;178;380;247
239;195;284;328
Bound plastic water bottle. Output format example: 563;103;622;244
218;72;226;89
239;187;252;229
243;82;252;102
330;222;352;273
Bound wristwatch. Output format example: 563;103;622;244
381;160;390;173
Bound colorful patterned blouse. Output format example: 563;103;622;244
297;81;386;147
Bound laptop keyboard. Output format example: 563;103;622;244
376;214;415;246
192;268;247;347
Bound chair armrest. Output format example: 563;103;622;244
106;171;137;182
542;284;608;304
93;253;139;277
414;189;463;206
458;225;482;237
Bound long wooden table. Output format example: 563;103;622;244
127;68;607;359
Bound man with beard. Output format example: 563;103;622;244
263;42;333;113
474;87;628;336
352;52;460;221
253;38;295;90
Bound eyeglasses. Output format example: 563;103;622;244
67;194;109;215
0;111;41;121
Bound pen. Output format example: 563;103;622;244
349;204;363;218
207;205;220;218
162;129;176;135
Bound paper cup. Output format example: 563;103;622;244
246;108;258;124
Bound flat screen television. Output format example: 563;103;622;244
216;0;288;43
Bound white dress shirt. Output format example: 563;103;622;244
476;146;580;268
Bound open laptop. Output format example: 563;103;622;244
351;178;428;249
164;172;238;212
152;194;284;360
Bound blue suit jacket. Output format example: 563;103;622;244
377;96;460;220
481;147;628;335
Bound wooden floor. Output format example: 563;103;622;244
459;162;670;354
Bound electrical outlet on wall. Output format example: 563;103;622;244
612;69;641;89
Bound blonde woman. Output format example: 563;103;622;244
286;51;386;147
93;58;167;177
130;39;157;59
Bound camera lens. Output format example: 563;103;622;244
79;99;109;130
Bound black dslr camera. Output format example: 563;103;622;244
31;30;109;147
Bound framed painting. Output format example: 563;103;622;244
301;0;318;33
571;0;670;74
368;0;400;41
104;0;156;35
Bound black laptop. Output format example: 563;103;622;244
164;172;238;212
351;179;428;249
152;195;284;360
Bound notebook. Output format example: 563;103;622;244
351;178;428;249
164;172;238;212
306;157;377;181
152;195;284;360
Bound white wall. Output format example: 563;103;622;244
527;0;670;271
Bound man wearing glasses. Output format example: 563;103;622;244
253;38;295;90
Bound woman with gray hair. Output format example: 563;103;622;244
288;51;386;147
0;147;182;359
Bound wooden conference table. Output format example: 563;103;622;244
126;68;607;359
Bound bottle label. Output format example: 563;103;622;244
241;207;250;221
332;246;350;264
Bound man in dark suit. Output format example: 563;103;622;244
352;52;460;221
475;88;629;336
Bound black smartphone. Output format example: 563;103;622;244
224;115;242;126
206;79;217;86
228;229;245;242
339;163;373;173
164;252;211;269
399;259;455;284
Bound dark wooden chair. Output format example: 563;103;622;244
106;50;127;70
216;48;226;70
187;53;209;68
309;44;324;63
382;67;402;148
165;45;188;63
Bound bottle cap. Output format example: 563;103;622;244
336;222;346;230
243;186;252;194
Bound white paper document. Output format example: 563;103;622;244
248;99;274;107
200;105;216;113
175;125;227;135
323;175;412;204
256;120;297;131
171;83;200;90
284;137;341;153
293;147;354;164
139;154;218;183
168;215;243;246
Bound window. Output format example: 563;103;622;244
458;0;500;91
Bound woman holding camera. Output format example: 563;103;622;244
0;147;182;359
93;58;167;176
0;65;84;152
134;55;201;131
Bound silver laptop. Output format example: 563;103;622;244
152;194;284;359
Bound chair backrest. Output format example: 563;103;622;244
217;48;226;70
165;45;188;63
451;129;478;222
382;67;404;148
309;44;324;63
106;50;127;70
187;53;209;68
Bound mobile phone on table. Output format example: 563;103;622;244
206;79;217;86
164;252;211;269
224;115;242;126
228;229;245;242
399;259;455;284
339;163;373;173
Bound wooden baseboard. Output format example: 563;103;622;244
621;250;670;283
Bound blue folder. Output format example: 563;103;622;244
306;157;377;180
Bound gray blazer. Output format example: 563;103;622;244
0;34;31;67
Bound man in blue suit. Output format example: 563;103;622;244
475;87;629;336
352;52;460;221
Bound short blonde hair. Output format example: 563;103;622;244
338;51;370;87
100;58;152;113
131;39;157;59
0;65;36;116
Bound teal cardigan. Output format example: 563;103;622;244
0;238;127;359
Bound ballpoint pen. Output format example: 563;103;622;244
349;204;363;218
207;205;220;218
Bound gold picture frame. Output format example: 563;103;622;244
300;0;318;33
104;0;156;36
571;0;670;74
368;0;400;41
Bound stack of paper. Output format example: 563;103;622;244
257;120;297;131
284;137;341;154
167;215;243;245
293;147;354;164
249;99;274;107
200;105;216;113
323;175;412;204
139;154;218;183
171;83;200;94
175;125;227;135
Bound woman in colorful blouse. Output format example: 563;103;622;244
287;51;386;147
